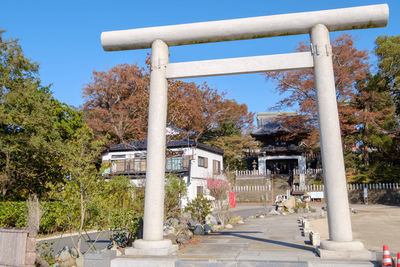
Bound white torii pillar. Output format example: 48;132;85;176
309;24;368;258
101;4;388;259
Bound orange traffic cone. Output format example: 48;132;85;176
382;244;392;266
396;252;400;267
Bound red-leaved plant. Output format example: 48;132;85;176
207;178;230;225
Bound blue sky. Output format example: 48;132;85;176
2;0;399;117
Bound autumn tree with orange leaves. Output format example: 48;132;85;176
83;64;149;144
265;34;370;147
83;64;254;145
266;33;400;182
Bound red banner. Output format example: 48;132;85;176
229;192;236;208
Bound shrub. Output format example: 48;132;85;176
207;178;230;225
39;201;67;233
228;215;242;225
0;201;67;233
108;211;143;247
165;174;187;217
185;194;211;224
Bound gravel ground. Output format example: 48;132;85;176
309;204;400;252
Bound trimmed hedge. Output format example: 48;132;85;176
0;201;27;228
0;201;66;234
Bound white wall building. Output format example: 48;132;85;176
102;139;224;206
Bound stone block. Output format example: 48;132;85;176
84;250;117;267
304;229;312;237
165;233;178;244
317;240;375;261
206;214;218;225
111;256;176;267
125;245;178;256
25;251;36;265
26;237;36;252
204;224;213;234
225;224;233;229
284;196;296;209
309;231;320;247
317;248;374;261
193;225;204;235
176;230;193;244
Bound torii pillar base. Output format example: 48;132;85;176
125;240;178;256
317;240;374;260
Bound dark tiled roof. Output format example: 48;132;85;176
251;118;290;136
252;112;298;136
106;138;224;155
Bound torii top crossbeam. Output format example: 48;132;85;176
101;4;388;51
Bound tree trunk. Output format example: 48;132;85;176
77;189;85;256
2;151;11;197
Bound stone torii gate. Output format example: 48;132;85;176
101;4;388;259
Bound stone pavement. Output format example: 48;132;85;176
173;213;377;266
111;212;380;266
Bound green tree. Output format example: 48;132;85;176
205;134;260;172
49;124;104;255
100;175;144;234
374;35;400;116
341;34;400;183
346;73;399;182
0;31;83;199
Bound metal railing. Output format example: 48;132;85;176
106;157;189;175
234;183;400;192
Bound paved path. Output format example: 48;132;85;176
38;231;111;256
111;207;379;266
177;214;315;261
175;212;377;266
230;204;269;219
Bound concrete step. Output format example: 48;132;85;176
308;261;376;267
176;260;376;267
111;257;376;267
176;260;308;266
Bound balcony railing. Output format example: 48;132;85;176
105;157;189;176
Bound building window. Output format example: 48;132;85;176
111;154;126;159
197;186;204;196
213;160;221;174
198;156;208;168
166;157;183;171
